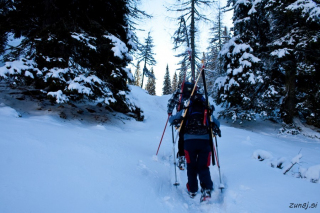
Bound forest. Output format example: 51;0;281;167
0;0;319;128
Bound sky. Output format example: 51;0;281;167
131;0;234;96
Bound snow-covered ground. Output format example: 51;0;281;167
1;85;319;213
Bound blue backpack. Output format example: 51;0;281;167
184;95;210;135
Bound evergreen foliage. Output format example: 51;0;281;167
133;61;141;87
171;71;178;92
136;31;156;88
168;0;212;81
145;67;156;95
217;0;320;126
0;0;144;119
207;0;230;76
162;64;172;95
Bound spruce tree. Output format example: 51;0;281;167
177;60;187;87
133;62;141;87
207;0;230;75
136;31;156;88
171;71;178;92
218;0;320;126
168;0;212;81
145;68;156;95
0;0;143;119
162;64;172;95
217;0;265;122
267;0;320;125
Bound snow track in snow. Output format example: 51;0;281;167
1;85;320;213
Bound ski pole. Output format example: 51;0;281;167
212;135;224;192
156;115;169;155
172;125;180;186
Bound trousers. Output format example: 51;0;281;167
184;139;213;193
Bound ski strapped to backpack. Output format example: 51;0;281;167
177;68;204;133
201;60;224;192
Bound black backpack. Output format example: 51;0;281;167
184;95;210;135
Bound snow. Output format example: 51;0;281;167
291;153;303;164
67;82;92;96
71;32;97;50
270;48;293;58
47;90;69;103
1;85;320;213
67;74;104;96
232;43;252;55
286;0;320;23
0;59;39;78
303;165;320;182
104;34;132;60
45;67;69;81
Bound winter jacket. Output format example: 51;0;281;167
169;109;220;141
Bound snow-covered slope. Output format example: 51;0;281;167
1;86;319;213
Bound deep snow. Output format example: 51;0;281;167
1;85;319;213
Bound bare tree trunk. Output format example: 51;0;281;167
282;58;297;124
190;0;195;82
141;60;146;88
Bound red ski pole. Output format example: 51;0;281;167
156;115;170;155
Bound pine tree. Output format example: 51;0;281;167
171;71;178;92
126;0;152;54
0;0;143;120
162;64;172;95
207;0;230;75
133;62;141;86
267;0;320;125
136;31;156;88
218;0;320;126
145;68;156;95
177;60;187;87
207;0;231;77
217;0;264;122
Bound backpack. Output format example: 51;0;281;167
184;95;210;135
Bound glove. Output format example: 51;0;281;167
168;113;172;116
211;116;221;137
171;119;182;127
212;125;221;137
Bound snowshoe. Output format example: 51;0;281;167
200;188;212;202
178;156;185;170
188;191;197;198
186;183;197;198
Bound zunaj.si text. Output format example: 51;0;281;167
289;202;318;210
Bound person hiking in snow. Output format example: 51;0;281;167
169;92;221;201
167;81;195;170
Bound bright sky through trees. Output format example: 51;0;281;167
132;0;233;95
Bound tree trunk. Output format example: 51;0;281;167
282;59;297;124
190;0;195;82
141;61;146;88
